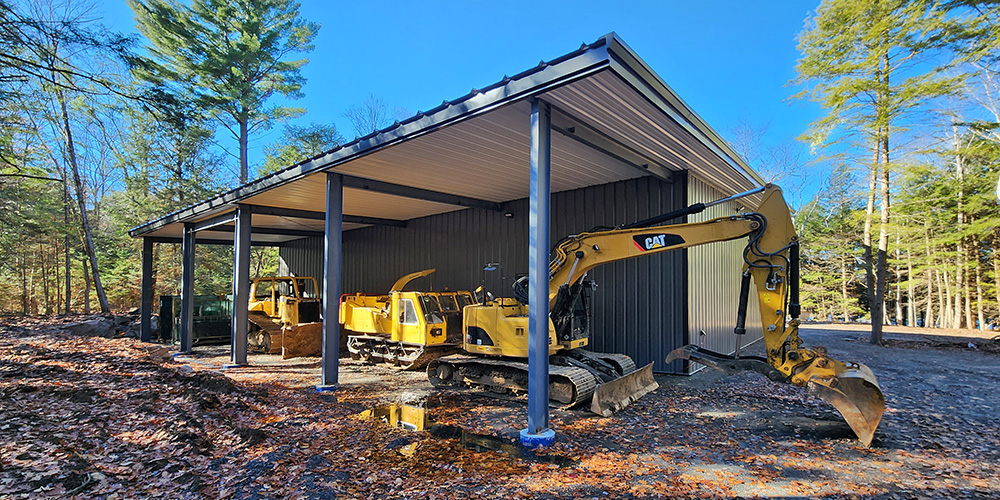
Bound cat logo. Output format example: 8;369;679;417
632;233;685;252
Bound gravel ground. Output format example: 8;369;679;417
2;317;999;499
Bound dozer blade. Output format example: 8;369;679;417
806;363;885;447
590;362;658;417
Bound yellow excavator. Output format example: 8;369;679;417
426;184;885;446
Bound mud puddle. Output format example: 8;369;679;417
356;399;574;466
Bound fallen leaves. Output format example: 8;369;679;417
2;316;1000;498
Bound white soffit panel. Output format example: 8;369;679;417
541;71;757;193
333;99;644;203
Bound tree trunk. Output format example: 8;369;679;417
872;138;889;340
82;257;91;315
975;235;984;330
925;219;934;328
841;256;851;322
871;42;890;345
239;117;249;184
994;233;1000;319
940;270;951;329
863;142;879;332
907;248;915;327
64;176;71;315
56;88;110;314
20;248;29;315
41;243;50;315
894;232;903;325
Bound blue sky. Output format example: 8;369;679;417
98;0;824;200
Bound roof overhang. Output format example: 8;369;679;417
130;33;762;244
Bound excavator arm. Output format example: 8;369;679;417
544;184;884;446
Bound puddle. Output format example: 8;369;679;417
356;401;574;466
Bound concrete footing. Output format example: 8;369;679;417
519;427;555;448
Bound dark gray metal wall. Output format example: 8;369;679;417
279;175;689;373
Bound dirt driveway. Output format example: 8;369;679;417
1;318;999;499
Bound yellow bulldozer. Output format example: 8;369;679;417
247;276;323;358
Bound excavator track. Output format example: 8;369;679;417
347;335;459;371
248;311;283;354
427;355;597;408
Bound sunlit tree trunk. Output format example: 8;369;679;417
56;87;110;313
864;144;879;327
41;243;50;315
941;270;952;329
975;239;984;330
925;220;935;328
907;248;915;327
841;256;851;322
82;258;91;315
894;232;903;325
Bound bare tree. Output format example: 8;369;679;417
343;94;391;137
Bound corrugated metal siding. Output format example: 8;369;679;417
279;176;689;373
686;177;763;374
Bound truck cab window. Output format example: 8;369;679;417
399;299;419;325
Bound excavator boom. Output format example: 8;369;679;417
547;184;884;445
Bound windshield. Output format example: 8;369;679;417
419;295;444;324
296;278;316;298
275;279;296;298
254;280;273;300
457;294;473;309
437;295;458;312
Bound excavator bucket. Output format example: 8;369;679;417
806;363;885;447
590;362;658;417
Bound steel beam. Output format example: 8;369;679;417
140;237;153;342
178;224;195;354
202;225;326;238
549;106;674;182
318;172;343;390
191;210;237;232
249;205;407;227
342;175;502;212
229;205;251;366
523;98;554;446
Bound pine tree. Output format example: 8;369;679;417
129;0;319;184
795;0;964;343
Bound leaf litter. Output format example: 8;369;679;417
1;316;999;499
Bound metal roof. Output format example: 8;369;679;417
129;33;763;244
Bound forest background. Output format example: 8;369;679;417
2;0;999;345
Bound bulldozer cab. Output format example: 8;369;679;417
249;277;320;325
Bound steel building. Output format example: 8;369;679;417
129;33;766;441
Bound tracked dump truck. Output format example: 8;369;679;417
340;269;474;369
247;276;321;356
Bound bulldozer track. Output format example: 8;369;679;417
427;355;597;408
248;311;283;354
347;335;460;371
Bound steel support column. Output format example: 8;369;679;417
140;237;153;342
229;205;252;366
178;223;195;354
521;98;554;447
318;172;343;390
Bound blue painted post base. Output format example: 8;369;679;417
314;385;338;393
221;363;248;370
172;351;194;357
519;428;556;449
